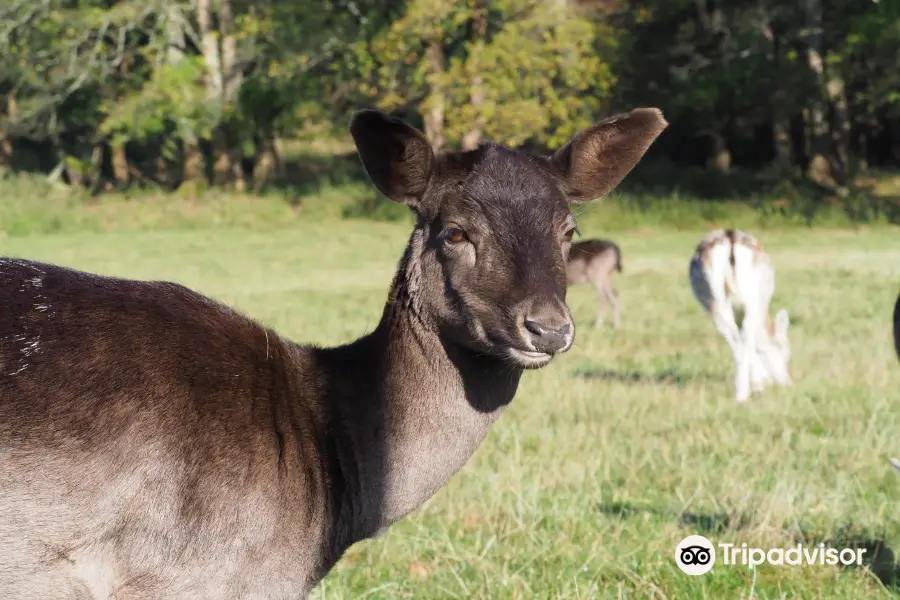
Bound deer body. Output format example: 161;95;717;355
688;229;792;402
0;259;513;599
0;109;667;598
566;238;623;328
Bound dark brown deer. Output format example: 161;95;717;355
894;291;900;364
566;238;623;328
892;293;900;473
0;107;667;599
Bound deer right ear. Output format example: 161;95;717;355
350;110;434;207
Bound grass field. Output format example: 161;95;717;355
2;219;900;599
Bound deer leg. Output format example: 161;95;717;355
593;284;606;329
710;305;749;402
602;282;620;329
749;350;770;393
741;311;766;396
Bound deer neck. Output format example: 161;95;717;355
315;230;521;552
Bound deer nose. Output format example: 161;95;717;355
523;309;572;354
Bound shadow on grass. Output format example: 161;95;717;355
816;531;900;588
573;367;722;388
596;501;748;535
597;501;900;588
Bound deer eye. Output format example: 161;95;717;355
563;225;579;241
444;227;468;245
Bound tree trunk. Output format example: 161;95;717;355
0;134;10;169
827;70;851;181
232;153;246;193
218;0;242;105
87;142;104;193
461;0;488;151
183;140;204;183
155;153;169;186
773;118;792;171
166;4;185;64
769;28;792;171
196;0;222;103
212;129;232;186
252;136;275;193
803;0;846;191
1;92;16;169
857;129;869;172
423;39;446;152
272;135;285;178
700;129;731;172
111;141;129;186
165;2;196;188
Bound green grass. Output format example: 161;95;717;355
2;220;900;599
3;168;900;236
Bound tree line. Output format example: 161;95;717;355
1;0;898;196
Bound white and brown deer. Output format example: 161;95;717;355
688;228;792;402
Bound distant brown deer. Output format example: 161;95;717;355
0;107;667;598
566;238;623;328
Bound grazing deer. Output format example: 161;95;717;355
566;238;623;328
688;228;792;402
0;108;667;599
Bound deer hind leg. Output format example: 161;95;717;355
749;349;771;393
741;308;770;396
710;304;749;402
592;283;607;329
602;282;620;329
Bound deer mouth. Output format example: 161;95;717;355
504;347;555;369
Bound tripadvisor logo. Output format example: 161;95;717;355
675;535;716;575
675;535;868;575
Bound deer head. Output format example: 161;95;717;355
350;108;667;368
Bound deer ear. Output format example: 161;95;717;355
774;309;790;341
550;108;668;204
350;110;434;207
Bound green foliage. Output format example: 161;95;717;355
444;2;615;147
99;58;215;144
353;0;617;148
0;0;898;194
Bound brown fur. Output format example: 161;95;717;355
894;292;900;363
0;108;667;599
726;229;737;269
